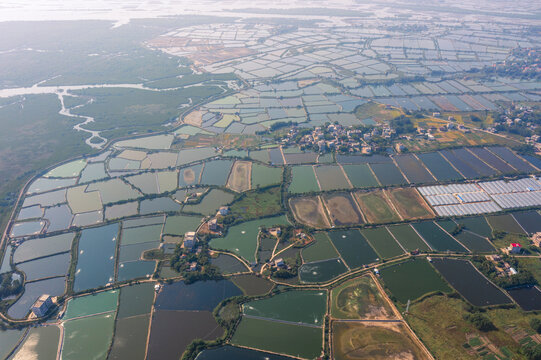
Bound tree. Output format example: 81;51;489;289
531;318;541;334
465;313;496;332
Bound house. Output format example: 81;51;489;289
508;243;522;254
31;294;53;317
188;262;198;272
395;143;406;153
184;232;196;249
218;206;229;216
531;232;541;247
208;218;218;231
274;258;285;268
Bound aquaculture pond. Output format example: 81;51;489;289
210;215;289;263
506;286;541;311
163;215;202;235
109;314;150;360
16;252;70;281
0;245;12;273
27;177;77;194
243;290;327;326
183;189;235;215
61;313;115;360
210;254;247;275
8;277;66;319
200;159;234;186
71;211;103;227
486;214;525;234
178;163;203;187
154;279;242;311
379;259;451;304
0;329;26;360
488;147;536;173
117;260;156;282
17;205;43;220
440;149;481;178
455;216;492;238
393;153;435;183
302;233;340;263
139;197;181;215
386;224;431;252
299;258;348;283
412;221;467;252
196;345;296;360
341;164;379;188
46;159;87;178
117;283;155;319
231;274;274;296
417;152;463;181
22;189;66;208
13;232;74;263
454;231;496;253
176;147;216;165
10;220;45;238
105;202;138;220
369;162;407;186
431;258;512;306
147;310;224;360
361;228;405;259
64;290;118;320
512;211;541;234
11;325;60;360
468;147;516;174
289;166;319;193
124;215;164;228
328;230;380;268
73;223;118;292
44;204;73;232
232;317;322;359
79;162;107;183
314;165;351;191
251;164;282;188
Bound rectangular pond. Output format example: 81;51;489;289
73;223;118;292
431;258;512;307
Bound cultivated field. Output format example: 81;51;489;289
354;190;401;224
386;187;434;220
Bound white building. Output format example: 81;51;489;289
184;232;196;249
31;294;52;317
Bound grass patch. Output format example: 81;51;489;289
230;186;282;221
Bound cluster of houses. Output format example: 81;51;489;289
283;124;380;154
415;117;469;140
486;253;519;276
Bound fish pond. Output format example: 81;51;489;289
73;224;118;292
431;258;513;306
380;259;451;304
243;290;327;326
